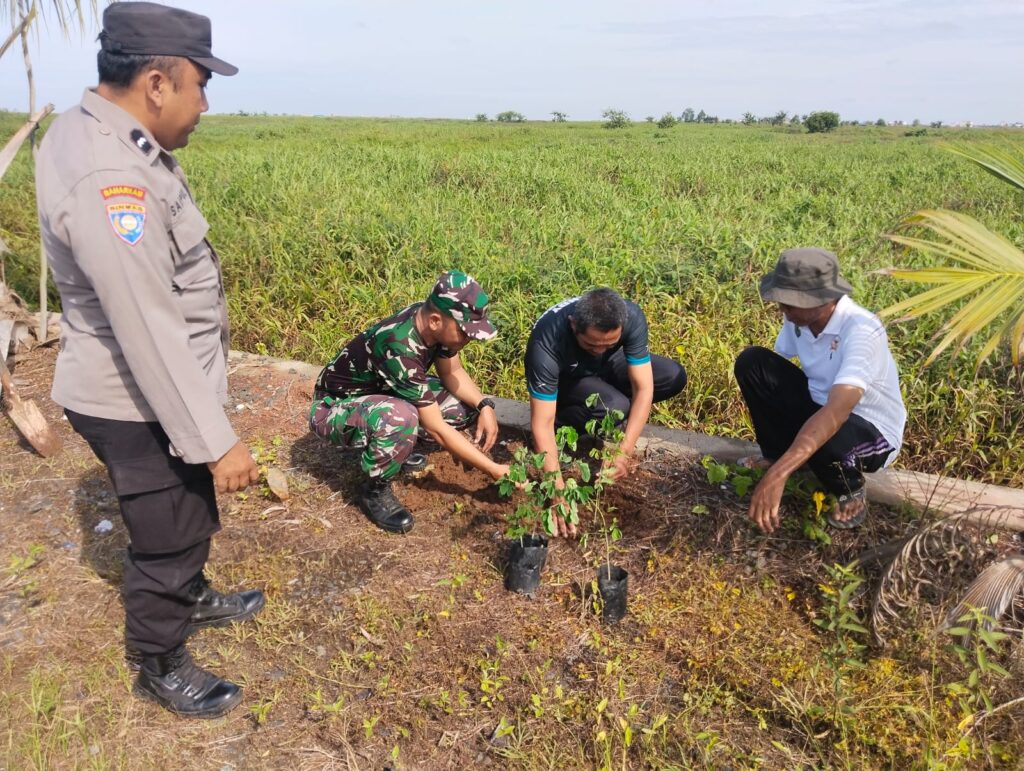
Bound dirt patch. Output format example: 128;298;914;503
1;346;1021;769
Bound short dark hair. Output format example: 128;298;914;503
572;288;627;333
97;51;181;89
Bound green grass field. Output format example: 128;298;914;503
2;113;1023;484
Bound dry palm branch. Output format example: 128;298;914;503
869;510;1024;645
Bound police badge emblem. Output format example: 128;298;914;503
107;203;146;245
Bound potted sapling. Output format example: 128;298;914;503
498;426;588;596
582;394;629;624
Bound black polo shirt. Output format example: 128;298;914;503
525;297;650;401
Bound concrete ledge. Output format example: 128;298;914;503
229;350;1024;530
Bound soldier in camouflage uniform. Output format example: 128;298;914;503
311;271;509;533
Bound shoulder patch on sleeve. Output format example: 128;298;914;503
107;203;146;245
101;184;147;201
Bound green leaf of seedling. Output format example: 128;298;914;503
579;462;592;483
542;510;555;536
692;504;709;515
556;425;578;449
585;393;601;409
706;463;728;484
731;474;754;496
988;661;1010;678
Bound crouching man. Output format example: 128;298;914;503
735;248;906;534
525;288;687;536
310;271;509;533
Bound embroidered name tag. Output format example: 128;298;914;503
100;185;146;201
107;203;146;245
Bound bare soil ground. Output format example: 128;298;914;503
2;347;1021;769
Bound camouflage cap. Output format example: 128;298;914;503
428;270;497;341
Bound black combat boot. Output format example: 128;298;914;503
124;577;265;672
134;645;243;718
188;574;265;631
357;477;414;533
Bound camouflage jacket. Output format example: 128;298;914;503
315;303;455;407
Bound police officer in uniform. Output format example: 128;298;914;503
36;2;262;718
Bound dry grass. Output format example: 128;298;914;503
2;347;1023;769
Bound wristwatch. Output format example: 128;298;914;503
477;397;496;412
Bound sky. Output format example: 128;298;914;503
1;0;1022;124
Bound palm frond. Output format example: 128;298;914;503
925;277;1024;366
895;210;1024;273
944;143;1024;194
943;555;1024;643
871;510;1011;645
881;209;1024;368
2;1;97;37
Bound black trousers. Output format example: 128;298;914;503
555;351;687;430
66;411;220;656
733;346;893;496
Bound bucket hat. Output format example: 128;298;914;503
759;247;852;308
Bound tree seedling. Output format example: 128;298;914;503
498;425;588;540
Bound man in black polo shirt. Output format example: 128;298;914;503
524;288;686;535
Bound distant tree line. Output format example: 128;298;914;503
471;108;957;132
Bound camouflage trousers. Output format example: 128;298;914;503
309;379;476;480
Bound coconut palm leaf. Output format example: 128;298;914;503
880;209;1024;368
944;143;1024;194
943;555;1024;643
2;0;96;40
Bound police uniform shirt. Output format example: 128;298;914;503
524;297;651;402
36;89;237;464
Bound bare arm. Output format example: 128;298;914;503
608;362;654;479
436;354;484;406
436;355;498;451
530;397;563;481
418;401;507;480
748;384;864;533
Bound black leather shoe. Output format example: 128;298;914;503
357;478;414;534
188;575;265;631
134;645;242;718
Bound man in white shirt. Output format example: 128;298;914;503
734;248;906;533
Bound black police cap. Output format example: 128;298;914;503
99;1;237;77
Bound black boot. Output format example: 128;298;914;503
134;645;243;718
188;574;265;631
124;577;265;672
357;477;414;533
